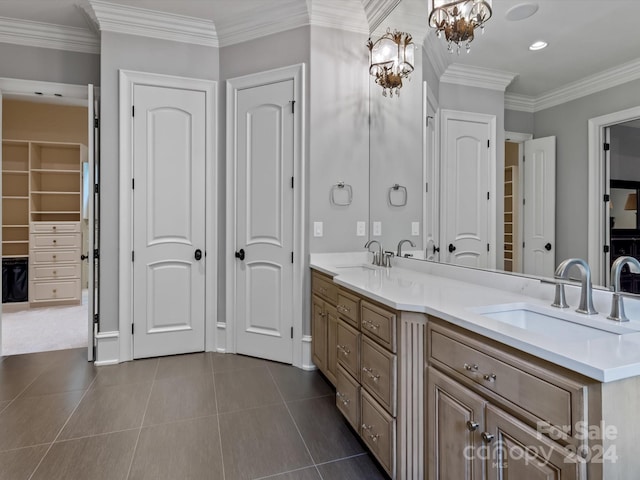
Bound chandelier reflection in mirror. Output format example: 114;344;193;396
367;29;414;97
428;0;492;54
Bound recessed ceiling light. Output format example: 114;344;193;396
506;3;539;21
529;41;548;51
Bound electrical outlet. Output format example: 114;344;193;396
373;221;382;236
313;222;323;237
411;222;420;236
356;221;366;236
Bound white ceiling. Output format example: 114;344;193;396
1;0;639;98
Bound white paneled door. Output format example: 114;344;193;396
132;84;206;359
523;136;556;277
441;111;495;269
234;79;294;364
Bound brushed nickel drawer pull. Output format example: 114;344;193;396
481;432;494;443
362;366;380;381
319;287;327;294
52;255;57;259
466;420;479;431
464;363;479;372
337;344;351;356
361;423;372;432
369;433;381;442
336;391;350;406
362;319;380;330
483;373;497;382
337;304;351;313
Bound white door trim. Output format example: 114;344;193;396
118;70;217;362
588;105;640;286
226;63;306;367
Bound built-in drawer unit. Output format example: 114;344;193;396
361;334;397;416
336;364;360;430
30;222;80;234
30;233;81;249
337;288;360;328
337;319;360;380
31;279;81;302
31;250;77;264
428;321;588;442
312;271;338;304
31;263;81;280
361;300;397;353
361;389;396;476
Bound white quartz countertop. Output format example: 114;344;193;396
310;253;640;383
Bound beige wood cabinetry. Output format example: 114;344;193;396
2;139;85;308
311;270;338;385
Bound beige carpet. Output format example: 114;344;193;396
1;290;88;356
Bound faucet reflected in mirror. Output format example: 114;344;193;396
608;256;640;322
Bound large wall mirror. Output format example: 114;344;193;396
368;0;640;287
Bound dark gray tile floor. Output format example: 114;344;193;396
0;348;389;480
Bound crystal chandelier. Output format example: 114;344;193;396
367;29;414;97
428;0;492;54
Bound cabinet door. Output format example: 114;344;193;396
485;404;585;480
428;367;486;480
312;295;327;372
326;304;338;385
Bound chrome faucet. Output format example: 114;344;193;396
552;258;598;314
608;256;640;322
364;240;382;266
397;239;416;257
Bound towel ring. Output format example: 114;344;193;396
388;184;407;207
331;182;353;206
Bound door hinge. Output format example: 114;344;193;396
291;176;294;189
487;243;490;252
94;117;99;129
132;178;135;190
94;184;99;194
604;194;610;202
523;241;526;248
291;252;294;263
487;191;490;200
523;198;526;205
604;142;610;151
132;106;135;117
132;323;135;334
425;182;428;193
290;100;295;114
93;249;99;259
93;313;99;324
604;245;610;253
487;139;490;148
131;251;134;262
291;327;293;339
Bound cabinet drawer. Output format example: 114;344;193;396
337;320;360;381
336;365;360;431
31;249;78;264
430;327;583;438
31;279;80;302
361;389;396;477
337;288;360;328
30;222;80;234
31;263;80;280
311;271;338;304
361;300;397;353
361;335;397;416
31;233;80;249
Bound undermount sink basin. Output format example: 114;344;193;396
334;264;378;272
470;303;640;341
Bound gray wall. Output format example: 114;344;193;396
505;109;534;134
610;124;640;181
309;26;369;253
533;78;640;264
0;42;100;86
99;31;219;332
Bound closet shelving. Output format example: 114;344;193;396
503;165;519;272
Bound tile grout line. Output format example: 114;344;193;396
26;373;99;480
266;366;319;474
211;353;227;480
124;358;160;480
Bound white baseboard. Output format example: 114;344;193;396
95;331;120;366
216;322;226;353
301;334;316;371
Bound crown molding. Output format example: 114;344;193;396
89;0;218;47
309;0;369;35
0;16;99;54
504;93;535;113
215;1;308;47
440;64;517;92
0;77;88;107
363;0;402;33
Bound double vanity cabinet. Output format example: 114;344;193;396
311;265;640;480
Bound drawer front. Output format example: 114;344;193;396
311;271;338;304
31;234;81;249
31;264;81;280
361;335;397;416
337;320;360;381
31;279;80;302
31;222;80;234
31;249;78;264
361;300;396;353
336;365;360;430
430;329;574;433
337;289;360;328
361;390;396;477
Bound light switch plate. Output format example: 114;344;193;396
313;221;323;237
411;222;420;236
356;221;366;236
373;221;382;236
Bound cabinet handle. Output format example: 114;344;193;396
481;432;494;443
483;373;497;382
53;289;57;294
369;433;381;442
362;319;380;330
337;304;351;313
362;366;380;381
337;344;350;356
318;312;326;318
464;363;479;372
53;239;57;244
52;226;56;229
52;255;57;259
319;287;327;294
53;270;57;275
466;421;479;432
336;391;350;406
361;423;372;432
